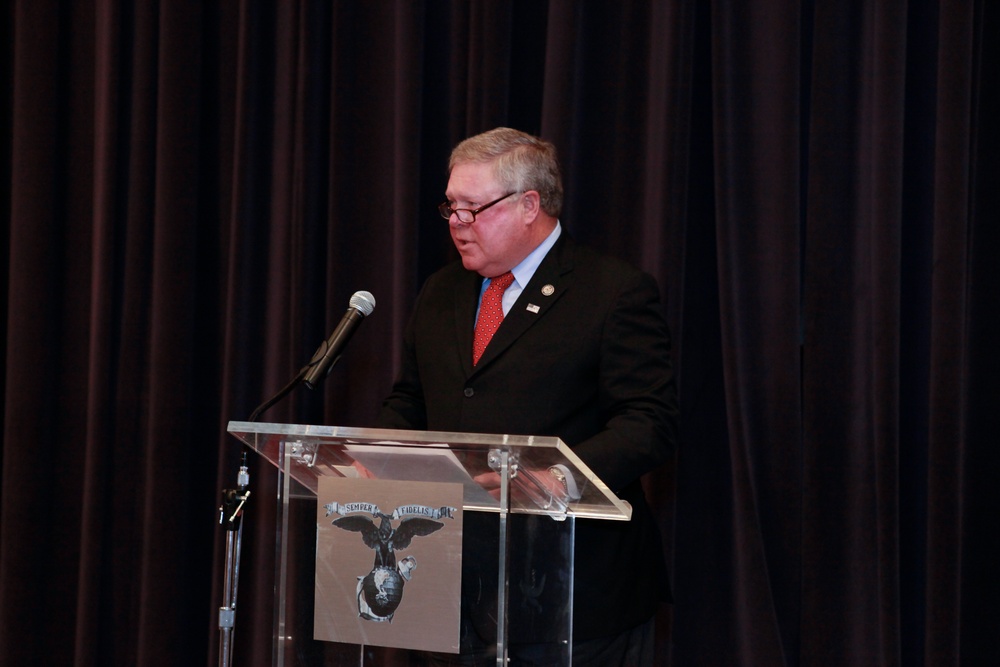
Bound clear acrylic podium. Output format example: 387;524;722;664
227;421;632;666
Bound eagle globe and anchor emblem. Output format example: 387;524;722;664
324;501;456;622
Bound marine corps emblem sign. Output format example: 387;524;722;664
314;476;463;653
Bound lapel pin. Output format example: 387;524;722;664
541;284;555;296
526;303;540;314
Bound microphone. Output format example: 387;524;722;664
303;291;376;389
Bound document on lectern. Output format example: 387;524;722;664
313;476;464;653
343;443;497;508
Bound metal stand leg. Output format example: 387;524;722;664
219;454;251;667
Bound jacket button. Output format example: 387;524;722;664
463;387;474;398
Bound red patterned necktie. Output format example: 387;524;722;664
472;271;515;366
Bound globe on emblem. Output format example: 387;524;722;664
359;566;405;620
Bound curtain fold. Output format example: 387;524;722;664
708;1;804;663
2;1;997;666
923;2;976;663
801;1;909;665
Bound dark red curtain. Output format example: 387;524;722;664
2;1;997;666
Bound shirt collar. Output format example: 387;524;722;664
510;221;561;289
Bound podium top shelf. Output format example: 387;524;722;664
227;421;631;521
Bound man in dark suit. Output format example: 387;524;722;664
377;127;678;665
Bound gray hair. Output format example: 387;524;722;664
449;127;563;217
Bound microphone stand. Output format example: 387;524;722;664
218;453;251;667
216;359;318;666
218;315;355;665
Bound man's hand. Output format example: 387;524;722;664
472;468;572;503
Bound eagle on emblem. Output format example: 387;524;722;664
333;512;443;568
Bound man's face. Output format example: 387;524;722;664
445;161;532;277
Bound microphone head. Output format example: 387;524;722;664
349;291;376;316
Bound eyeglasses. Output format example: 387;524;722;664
438;192;516;224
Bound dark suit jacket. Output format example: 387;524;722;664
377;233;678;641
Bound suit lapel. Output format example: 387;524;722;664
470;235;576;373
454;271;482;377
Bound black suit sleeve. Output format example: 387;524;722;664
569;269;678;492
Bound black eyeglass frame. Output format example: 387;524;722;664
438;192;517;223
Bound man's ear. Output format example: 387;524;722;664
520;190;541;223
